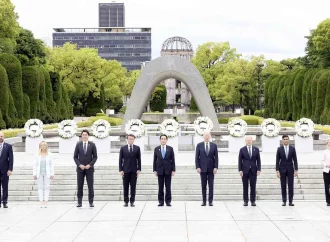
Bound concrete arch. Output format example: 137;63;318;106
122;55;220;131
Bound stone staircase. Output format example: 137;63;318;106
8;165;325;202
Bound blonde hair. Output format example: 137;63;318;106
38;141;49;155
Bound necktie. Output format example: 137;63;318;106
206;142;209;156
248;146;252;158
130;145;132;153
162;147;165;159
0;143;2;157
84;143;87;155
285;146;288;159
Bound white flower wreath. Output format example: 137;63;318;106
58;120;77;139
125;119;145;138
261;118;281;137
194;116;214;136
92;119;111;139
228;118;248;137
24;119;43;138
295;118;314;137
159;119;180;138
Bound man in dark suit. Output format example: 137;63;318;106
153;134;176;207
0;132;13;208
195;131;218;206
119;134;141;207
276;135;298;206
74;130;98;208
238;136;261;206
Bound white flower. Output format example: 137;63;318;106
92;119;111;139
125;119;145;138
58;120;77;139
228;118;248;137
261;118;281;137
194;117;214;136
24;119;43;138
295;118;314;137
159;119;180;138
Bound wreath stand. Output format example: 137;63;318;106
228;136;245;153
167;136;179;154
261;136;280;153
134;136;145;153
59;136;78;154
92;136;111;154
25;135;43;154
295;135;313;153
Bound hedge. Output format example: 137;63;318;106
22;66;40;118
228;115;263;125
8;92;19;128
37;68;48;123
0;110;5;129
43;69;57;123
218;118;229;124
314;71;330;123
0;124;58;138
0;64;9;127
77;116;123;128
0;54;24;121
190;97;199;112
50;71;66;121
254;110;263;117
23;94;30;120
292;70;307;120
0;38;14;54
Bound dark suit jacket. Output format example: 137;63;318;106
153;145;176;176
195;142;219;173
276;145;298;173
0;142;14;174
119;144;141;173
73;141;98;172
238;146;261;175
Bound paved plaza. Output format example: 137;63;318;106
1;201;330;242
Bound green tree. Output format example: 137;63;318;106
43;69;57;122
22;66;40;118
303;69;319;118
0;53;24;123
0;64;9;126
275;76;285;119
15;28;47;66
0;38;14;54
314;71;330;123
22;93;30;120
311;70;324;121
0;110;6;129
0;0;20;40
292;70;307;120
281;86;289;120
36;68;48;122
50;71;65;121
190;97;199;112
8;91;18;128
86;84;105;116
150;85;167;112
122;70;141;96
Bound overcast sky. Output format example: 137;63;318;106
11;0;330;60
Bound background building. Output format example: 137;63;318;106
99;2;125;27
53;27;151;71
160;36;194;110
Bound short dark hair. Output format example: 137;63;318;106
127;134;136;139
160;134;168;140
282;135;289;140
81;129;89;136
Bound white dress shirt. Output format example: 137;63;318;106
322;149;330;173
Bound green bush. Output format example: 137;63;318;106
292;70;307;120
229;115;262;125
22;66;40;118
254;110;263;117
190;97;199;112
0;38;14;54
86;89;105;117
311;70;324;121
50;71;65;121
0;110;6;129
218;118;229;124
63;86;73;119
7;92;19;128
0;64;9;127
23;94;30;120
314;71;330;123
0;54;24;121
150;85;166;112
96;113;107;116
320;71;330;124
142;120;158;124
36;68;49;123
43;69;57;122
77;116;123;128
119;106;126;114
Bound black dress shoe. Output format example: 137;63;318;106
166;203;171;207
124;203;128;207
251;202;256;206
77;203;82;208
130;203;135;207
158;203;164;207
201;202;206;206
289;203;294;206
3;204;8;208
209;203;213;206
243;202;248;206
282;202;286;206
89;203;94;208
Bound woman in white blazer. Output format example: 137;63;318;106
33;141;54;208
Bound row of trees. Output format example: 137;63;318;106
264;69;330;124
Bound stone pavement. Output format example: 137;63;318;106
1;201;330;242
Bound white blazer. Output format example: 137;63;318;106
33;153;55;179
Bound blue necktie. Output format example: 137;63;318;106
84;143;87;155
162;147;165;159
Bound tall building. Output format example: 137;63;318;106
160;36;194;110
99;2;125;27
52;27;152;71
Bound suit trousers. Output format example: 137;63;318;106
280;170;294;203
158;174;172;204
0;173;9;204
200;172;214;203
323;172;330;204
38;174;50;202
77;170;94;203
123;172;137;203
242;169;257;203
